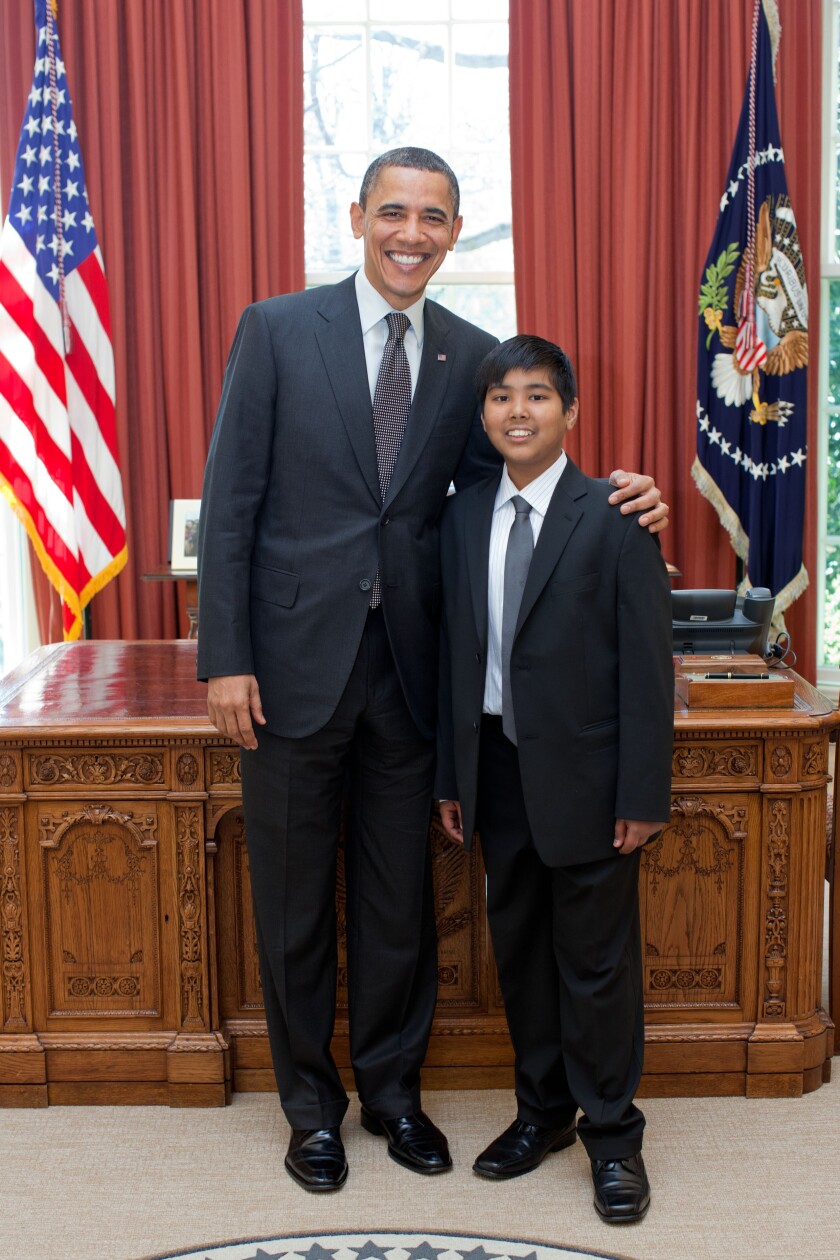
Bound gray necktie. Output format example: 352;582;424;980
501;495;534;745
370;310;412;608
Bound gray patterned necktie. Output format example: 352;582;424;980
501;495;534;745
370;310;412;608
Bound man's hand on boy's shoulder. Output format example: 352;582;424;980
608;470;669;535
613;819;665;855
439;800;465;846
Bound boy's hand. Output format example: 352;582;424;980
439;800;464;845
613;819;664;855
608;470;669;534
207;674;266;750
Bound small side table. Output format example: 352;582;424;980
141;565;198;639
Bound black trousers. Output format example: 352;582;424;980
477;716;646;1160
239;608;437;1129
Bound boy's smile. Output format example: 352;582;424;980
481;367;579;488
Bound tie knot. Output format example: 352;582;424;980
386;310;410;341
511;495;532;518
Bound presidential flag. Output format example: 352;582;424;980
693;0;808;614
0;0;126;640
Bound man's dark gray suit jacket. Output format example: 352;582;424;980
197;273;498;740
435;458;674;867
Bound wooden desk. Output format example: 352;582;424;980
0;641;835;1106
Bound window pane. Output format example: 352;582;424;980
426;282;517;338
369;25;450;150
451;23;508;148
824;545;840;668
304;30;366;152
828;412;840;538
370;0;451;18
452;0;509;19
305;152;366;271
447;149;512;270
304;0;366;20
828;280;840;404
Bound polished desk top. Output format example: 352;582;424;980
0;641;211;735
0;641;836;738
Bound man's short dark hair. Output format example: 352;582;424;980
358;148;460;219
476;335;578;413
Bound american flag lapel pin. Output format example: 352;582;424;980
438;353;447;361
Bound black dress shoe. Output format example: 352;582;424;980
284;1127;348;1192
473;1117;577;1179
591;1152;650;1223
360;1106;452;1174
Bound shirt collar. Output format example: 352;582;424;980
495;449;568;516
355;267;425;347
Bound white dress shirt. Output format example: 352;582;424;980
483;450;568;714
355;267;424;400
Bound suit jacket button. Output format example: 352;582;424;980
473;721;479;732
359;579;372;591
382;515;391;526
475;652;481;663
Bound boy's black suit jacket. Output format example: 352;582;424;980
435;457;674;867
196;274;497;740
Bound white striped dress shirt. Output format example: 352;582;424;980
354;267;424;400
483;450;568;714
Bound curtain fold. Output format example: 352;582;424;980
510;0;821;680
0;0;304;641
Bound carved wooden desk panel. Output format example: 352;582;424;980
0;642;835;1106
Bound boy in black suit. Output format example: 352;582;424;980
436;335;673;1224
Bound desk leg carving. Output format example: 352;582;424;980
175;805;206;1030
0;803;46;1104
1;805;28;1031
762;798;790;1021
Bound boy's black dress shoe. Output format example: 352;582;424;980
473;1117;577;1179
285;1127;348;1192
591;1152;650;1223
360;1107;452;1173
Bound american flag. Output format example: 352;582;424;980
0;0;126;640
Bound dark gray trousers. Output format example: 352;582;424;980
477;715;646;1160
240;609;437;1129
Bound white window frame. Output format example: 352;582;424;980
302;3;515;316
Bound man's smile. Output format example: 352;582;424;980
387;251;428;266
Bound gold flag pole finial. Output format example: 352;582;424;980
762;0;781;82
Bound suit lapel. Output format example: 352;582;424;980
313;276;381;507
515;459;588;636
384;299;453;508
465;473;500;650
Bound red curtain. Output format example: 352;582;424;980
510;0;822;681
0;0;304;641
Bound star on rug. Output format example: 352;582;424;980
143;1230;634;1260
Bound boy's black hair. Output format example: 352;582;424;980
476;335;578;413
358;148;460;219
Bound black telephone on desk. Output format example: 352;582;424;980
671;587;775;657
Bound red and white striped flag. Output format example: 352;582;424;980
0;0;126;640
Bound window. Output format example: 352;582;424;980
303;0;515;338
819;0;840;693
0;161;39;679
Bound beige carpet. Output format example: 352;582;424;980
3;893;837;1260
3;1082;840;1260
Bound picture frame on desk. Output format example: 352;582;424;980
169;498;201;571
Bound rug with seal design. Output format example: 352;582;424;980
141;1232;637;1260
